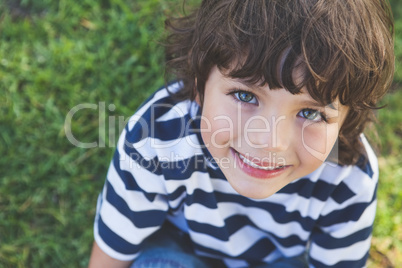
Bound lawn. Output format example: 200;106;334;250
0;0;401;267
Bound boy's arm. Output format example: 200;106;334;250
308;165;378;267
88;241;132;268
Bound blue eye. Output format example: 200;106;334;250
234;91;257;104
299;109;325;122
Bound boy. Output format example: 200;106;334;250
89;0;394;267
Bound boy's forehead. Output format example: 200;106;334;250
223;48;306;81
219;59;305;89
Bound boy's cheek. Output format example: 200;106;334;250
300;125;339;162
200;102;242;149
201;117;235;149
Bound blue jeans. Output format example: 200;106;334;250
131;222;307;268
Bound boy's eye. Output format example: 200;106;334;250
299;109;324;122
234;91;257;104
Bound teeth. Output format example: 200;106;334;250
238;153;280;170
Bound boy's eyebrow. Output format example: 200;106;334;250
231;77;263;90
301;100;339;111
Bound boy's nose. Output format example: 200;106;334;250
244;114;292;152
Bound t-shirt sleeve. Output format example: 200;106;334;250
93;123;169;261
308;158;378;268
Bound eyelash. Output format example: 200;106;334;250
227;89;258;105
227;89;328;123
298;109;328;123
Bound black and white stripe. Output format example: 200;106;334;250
94;83;378;267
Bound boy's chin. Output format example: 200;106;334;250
227;180;281;200
236;188;277;200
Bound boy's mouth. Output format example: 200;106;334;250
237;153;284;170
233;149;288;171
231;149;290;179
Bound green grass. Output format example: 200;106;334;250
0;0;401;267
366;88;402;268
0;0;175;266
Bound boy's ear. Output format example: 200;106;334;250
194;78;201;105
195;93;201;106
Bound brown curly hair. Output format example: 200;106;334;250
164;0;394;165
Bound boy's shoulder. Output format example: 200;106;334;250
331;135;378;182
320;134;377;181
133;81;194;121
124;82;199;142
280;136;378;205
120;82;207;171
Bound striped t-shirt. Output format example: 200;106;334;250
94;82;378;268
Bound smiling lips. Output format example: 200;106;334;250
233;149;290;179
238;153;283;170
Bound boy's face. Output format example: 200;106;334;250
199;66;348;199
